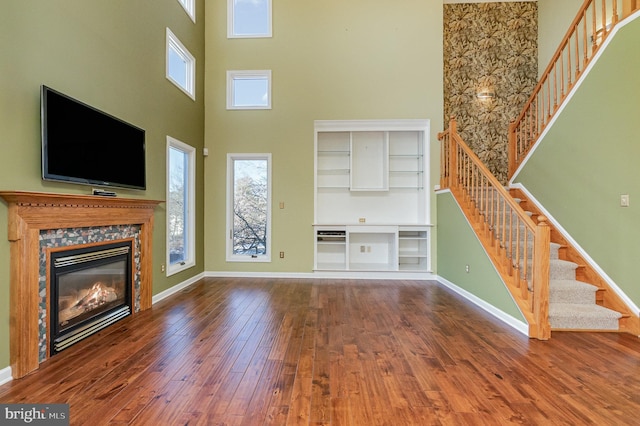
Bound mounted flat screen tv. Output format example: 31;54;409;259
41;85;146;190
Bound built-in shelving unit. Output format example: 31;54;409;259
314;120;432;274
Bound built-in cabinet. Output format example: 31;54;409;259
314;120;432;273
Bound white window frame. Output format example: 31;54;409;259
227;0;272;38
166;28;196;100
226;70;272;110
177;0;196;23
226;153;272;262
166;136;196;276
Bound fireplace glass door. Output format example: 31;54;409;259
50;241;132;354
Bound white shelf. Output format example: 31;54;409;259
314;120;430;273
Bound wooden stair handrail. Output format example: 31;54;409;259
440;117;551;340
508;0;639;177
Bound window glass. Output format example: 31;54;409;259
227;70;271;109
167;137;196;274
228;0;272;38
166;28;196;100
227;154;271;261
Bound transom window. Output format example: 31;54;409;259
226;154;272;262
227;0;272;38
226;70;272;110
166;28;196;100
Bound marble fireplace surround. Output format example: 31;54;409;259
0;191;162;379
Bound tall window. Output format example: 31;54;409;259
166;28;196;100
226;154;272;262
167;137;196;275
227;0;272;38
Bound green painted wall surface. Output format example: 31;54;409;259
0;1;205;371
515;17;640;305
204;1;443;272
436;192;525;322
537;0;584;77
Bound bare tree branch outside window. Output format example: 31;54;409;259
233;159;267;255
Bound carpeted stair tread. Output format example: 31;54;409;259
549;259;579;280
550;279;597;304
549;303;622;330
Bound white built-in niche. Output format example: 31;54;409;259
313;119;431;273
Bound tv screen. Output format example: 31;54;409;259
41;85;146;190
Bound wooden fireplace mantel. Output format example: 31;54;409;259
0;191;163;378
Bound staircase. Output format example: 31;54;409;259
502;193;624;331
513;189;637;333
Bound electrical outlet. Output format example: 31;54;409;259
367;246;371;253
621;194;630;207
279;251;284;258
359;217;366;223
161;264;165;273
465;264;470;273
279;202;285;209
360;245;365;253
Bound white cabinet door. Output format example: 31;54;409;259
350;132;388;191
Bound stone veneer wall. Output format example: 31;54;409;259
443;2;538;184
38;224;142;361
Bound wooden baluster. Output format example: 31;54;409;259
508;122;517;177
613;0;619;23
583;10;589;69
592;2;598;52
533;215;551;340
449;119;457;189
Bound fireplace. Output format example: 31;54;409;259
49;241;133;354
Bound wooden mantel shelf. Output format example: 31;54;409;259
0;191;163;379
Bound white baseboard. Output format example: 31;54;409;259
205;270;436;280
511;183;640;317
437;275;529;336
0;366;12;386
152;272;205;305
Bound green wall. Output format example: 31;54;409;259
537;0;584;77
0;1;205;371
515;17;640;305
436;192;525;322
204;0;443;273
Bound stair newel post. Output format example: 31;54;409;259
449;117;458;190
533;215;551;340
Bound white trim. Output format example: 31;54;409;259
177;0;196;23
205;270;436;280
226;70;272;110
166;136;197;276
152;272;205;304
314;119;429;133
511;183;640;317
166;28;196;100
437;275;529;336
226;153;272;262
510;9;640;183
0;366;12;385
227;0;272;39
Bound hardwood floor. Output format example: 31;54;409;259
1;278;640;425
